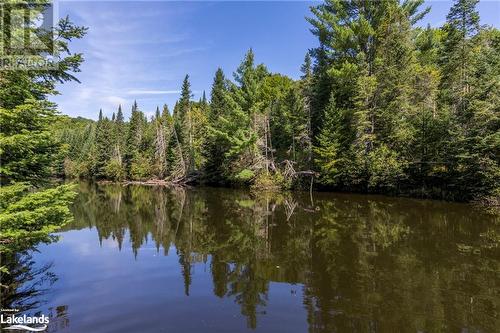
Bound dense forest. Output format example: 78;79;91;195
0;0;498;324
57;0;499;202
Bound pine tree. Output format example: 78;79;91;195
201;90;207;105
116;105;124;123
440;0;480;116
52;9;499;201
0;5;85;274
125;102;145;179
439;0;499;199
161;104;170;120
204;68;228;183
177;75;192;128
95;115;113;178
115;104;126;149
0;101;62;182
300;53;312;80
209;69;226;122
233;49;266;115
109;104;126;179
299;53;314;166
155;106;161;120
153;106;167;179
175;75;194;173
315;93;356;186
286;85;310;168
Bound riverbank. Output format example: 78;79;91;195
91;178;500;208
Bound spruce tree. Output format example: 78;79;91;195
125;102;144;178
0;4;85;274
114;104;126;166
177;75;192;127
161;104;170;120
299;53;314;166
95;115;112;178
204;68;228;183
233;49;265;114
116;104;124;123
315;93;356;186
439;0;499;199
155;105;161;120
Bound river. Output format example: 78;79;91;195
4;182;499;332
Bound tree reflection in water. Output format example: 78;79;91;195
8;182;499;332
1;253;71;332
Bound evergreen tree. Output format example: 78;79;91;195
201;90;207;106
177;75;192;127
174;75;194;174
161;104;171;121
53;5;499;202
438;0;499;199
155;105;161;120
204;69;228;183
125;102;145;179
233;49;267;116
116;105;125;123
95;115;113;178
152;106;168;178
300;53;312;80
315;93;357;186
0;2;85;274
299;53;314;166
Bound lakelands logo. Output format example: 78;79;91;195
1;313;49;332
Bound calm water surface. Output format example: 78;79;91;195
5;183;500;332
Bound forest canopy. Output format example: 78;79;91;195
56;0;499;203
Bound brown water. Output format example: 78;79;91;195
4;182;499;332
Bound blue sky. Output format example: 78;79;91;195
54;1;500;120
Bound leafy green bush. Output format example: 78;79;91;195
233;169;255;183
105;159;125;181
0;183;77;254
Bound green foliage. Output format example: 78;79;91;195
204;68;229;184
367;144;407;190
104;159;126;181
234;169;255;183
56;0;498;202
314;94;354;186
95;117;113;178
124;102;145;177
0;184;77;253
306;0;499;201
0;100;61;183
0;2;86;275
130;155;153;181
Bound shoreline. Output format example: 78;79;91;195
90;179;499;208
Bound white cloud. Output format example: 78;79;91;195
53;1;211;119
103;95;127;106
127;90;181;95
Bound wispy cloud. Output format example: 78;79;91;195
103;96;128;106
127;90;181;95
53;1;209;119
